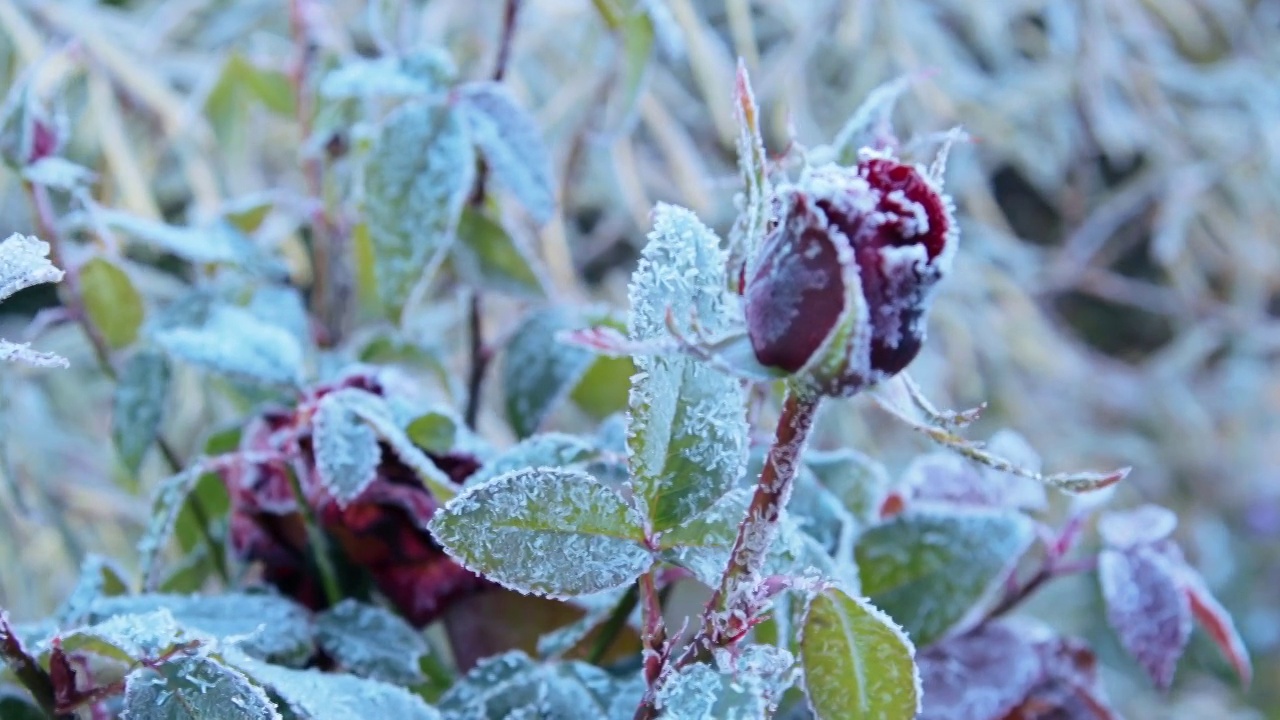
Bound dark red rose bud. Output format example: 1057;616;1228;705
743;153;956;397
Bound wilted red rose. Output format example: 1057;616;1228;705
743;153;956;397
225;372;488;626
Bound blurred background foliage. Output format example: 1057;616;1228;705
0;0;1276;716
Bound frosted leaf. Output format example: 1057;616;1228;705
805;448;892;527
329;387;459;502
661;488;838;588
314;600;428;685
312;391;381;506
465;433;597;488
828;76;913;165
855;506;1036;646
21;156;94;191
655;646;794;720
438;651;642;720
0;233;62;302
138;465;205;591
247;285;312;350
55;554;129;626
0;233;66;368
79;256;145;349
233;655;441;720
457;82;555;224
428;468;652;599
502;307;596;438
453;207;546;298
364;99;473;314
799;585;920;720
100;211;271;269
113;349;171;474
916;622;1041;720
121;654;280;720
727;60;771;278
1097;546;1191;689
627;204;748;532
1181;565;1253;687
320;52;454;101
86;594;314;667
157;305;304;388
900;448;1046;513
1097;504;1178;550
54;608;201;665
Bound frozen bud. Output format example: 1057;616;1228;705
743;154;956;397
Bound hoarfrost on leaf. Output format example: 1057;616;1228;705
457;82;556;225
916;621;1041;720
364;99;473;315
655;648;793;720
121;654;279;720
437;650;641;720
428;467;653;598
855;506;1035;646
314;600;428;685
805;448;892;527
86;593;314;667
0;233;66;368
799;585;920;720
1097;504;1178;549
113;349;172;474
232;654;442;720
157;305;304;388
465;433;597;488
312;391;381;506
138;466;206;591
502;307;597;438
627;204;748;532
1097;545;1191;689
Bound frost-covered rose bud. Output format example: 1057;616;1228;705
743;154;956;397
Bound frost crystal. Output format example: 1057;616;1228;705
626;204;749;532
0;233;67;368
429;467;653;598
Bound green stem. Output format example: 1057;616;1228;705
587;584;638;665
283;463;343;607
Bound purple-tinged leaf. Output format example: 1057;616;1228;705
1096;546;1191;689
917;622;1041;720
1097;505;1177;550
1003;630;1121;720
1173;563;1253;688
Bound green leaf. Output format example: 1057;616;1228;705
55;609;200;666
80;256;144;349
157;305;305;388
0;687;45;720
627;204;748;532
364;100;474;316
457;82;556;224
173;428;236;554
55;554;129;626
800;585;919;720
138;465;205;591
429;468;652;598
501;307;596;438
113;349;171;474
314;600;428;685
232;655;442;720
312;390;381;505
855;508;1036;646
405;411;457;455
806;449;892;527
86;593;314;667
569;354;634;419
453;207;545;298
328;388;459;503
122;654;280;720
465;433;597;488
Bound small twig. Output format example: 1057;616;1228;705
985;555;1097;621
462;0;523;429
638;570;667;687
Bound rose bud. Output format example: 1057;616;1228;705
743;153;956;397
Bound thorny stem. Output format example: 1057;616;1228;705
633;389;822;720
462;0;523;429
23;180;232;586
638;570;666;687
